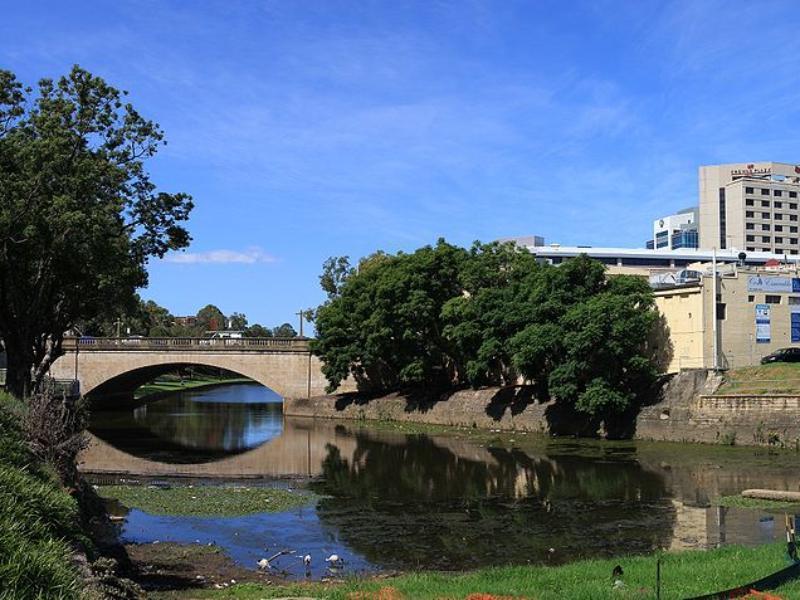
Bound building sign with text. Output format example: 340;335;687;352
747;276;800;293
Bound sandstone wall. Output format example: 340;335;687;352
284;387;551;432
287;371;800;448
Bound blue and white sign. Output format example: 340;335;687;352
791;307;800;343
747;276;800;293
756;303;771;343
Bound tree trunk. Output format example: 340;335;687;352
4;342;32;399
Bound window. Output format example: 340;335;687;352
766;295;782;304
719;188;726;249
746;187;754;194
762;188;771;195
791;204;797;210
747;247;756;252
762;200;771;207
762;236;771;243
776;225;784;232
747;235;755;242
776;237;783;243
762;224;770;231
749;295;756;302
791;191;798;199
792;226;799;233
746;223;755;229
792;215;799;222
716;303;726;320
776;248;784;254
762;212;771;218
775;201;783;208
776;213;784;220
775;190;783;197
792;238;799;245
746;199;755;206
746;211;754;218
793;250;799;255
789;297;800;305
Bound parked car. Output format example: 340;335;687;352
760;347;800;364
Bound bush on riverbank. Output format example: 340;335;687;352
0;391;83;599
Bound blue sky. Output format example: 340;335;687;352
3;1;800;328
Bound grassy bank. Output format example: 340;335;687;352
719;494;800;510
134;375;252;399
98;484;317;516
151;543;800;599
717;363;800;395
0;392;84;599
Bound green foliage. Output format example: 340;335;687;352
313;242;658;425
272;322;298;337
0;66;193;397
97;485;316;517
313;240;467;391
0;392;82;599
196;304;226;332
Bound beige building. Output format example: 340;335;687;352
698;162;800;254
655;264;800;372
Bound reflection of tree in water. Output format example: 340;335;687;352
90;393;282;463
312;432;677;571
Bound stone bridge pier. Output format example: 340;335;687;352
49;337;353;407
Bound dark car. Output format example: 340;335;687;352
761;347;800;364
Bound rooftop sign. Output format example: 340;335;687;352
732;164;771;177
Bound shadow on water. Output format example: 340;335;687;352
85;383;800;578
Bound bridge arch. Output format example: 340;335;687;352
48;337;350;407
85;360;287;407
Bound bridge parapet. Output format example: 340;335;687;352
62;336;311;352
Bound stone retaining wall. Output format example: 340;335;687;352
286;370;800;447
637;393;800;446
284;387;551;432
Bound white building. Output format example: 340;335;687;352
649;207;699;250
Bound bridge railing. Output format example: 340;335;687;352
61;336;311;352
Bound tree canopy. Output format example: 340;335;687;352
312;241;659;427
0;66;193;397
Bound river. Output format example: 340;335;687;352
85;382;800;580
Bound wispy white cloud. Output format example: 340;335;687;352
163;247;278;265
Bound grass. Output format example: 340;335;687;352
134;376;252;400
97;484;317;516
719;495;800;510
150;542;800;599
717;363;800;395
0;392;82;599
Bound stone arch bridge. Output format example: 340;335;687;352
49;337;353;407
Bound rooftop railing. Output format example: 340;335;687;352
61;336;311;352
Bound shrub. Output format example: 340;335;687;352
0;392;81;599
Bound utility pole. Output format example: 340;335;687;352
712;247;719;371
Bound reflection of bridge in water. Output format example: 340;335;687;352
81;417;360;478
50;337;355;406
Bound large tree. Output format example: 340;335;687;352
0;66;192;397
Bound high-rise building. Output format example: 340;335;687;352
646;207;699;250
698;162;800;254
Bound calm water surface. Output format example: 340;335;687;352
86;382;800;579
